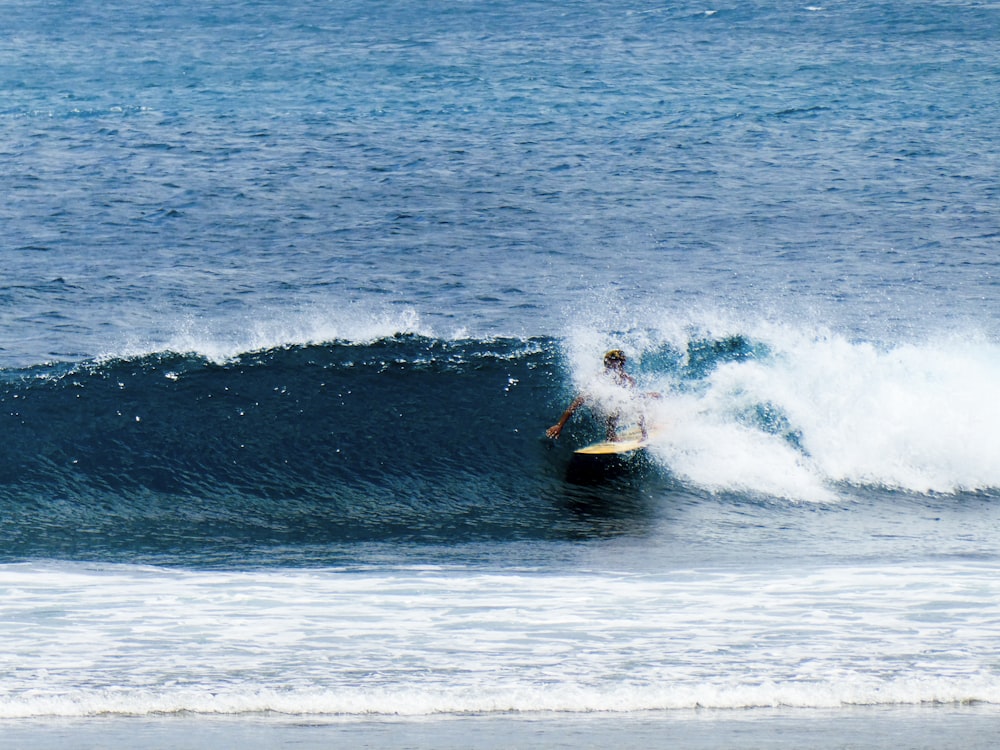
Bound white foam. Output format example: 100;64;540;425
5;675;1000;719
566;319;1000;499
647;396;834;501
731;327;1000;494
2;561;999;719
108;304;431;364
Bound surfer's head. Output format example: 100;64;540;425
603;349;626;369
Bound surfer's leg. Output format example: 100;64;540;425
606;412;620;441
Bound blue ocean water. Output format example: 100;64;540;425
2;0;1000;738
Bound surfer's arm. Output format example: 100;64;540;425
546;396;585;439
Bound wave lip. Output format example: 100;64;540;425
104;306;434;366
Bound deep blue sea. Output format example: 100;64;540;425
2;0;1000;746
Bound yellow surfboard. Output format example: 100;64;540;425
573;426;658;456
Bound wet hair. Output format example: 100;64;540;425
603;349;626;366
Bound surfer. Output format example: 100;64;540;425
546;349;657;442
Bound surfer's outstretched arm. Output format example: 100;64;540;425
546;395;585;439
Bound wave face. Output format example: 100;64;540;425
2;329;999;562
0;336;588;561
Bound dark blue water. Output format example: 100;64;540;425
0;334;786;562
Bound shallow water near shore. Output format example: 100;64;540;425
6;705;1000;750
